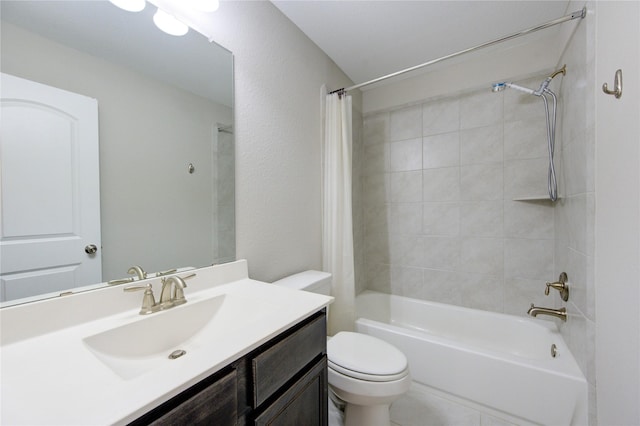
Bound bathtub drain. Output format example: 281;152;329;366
550;344;558;358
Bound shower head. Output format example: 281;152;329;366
491;82;506;92
491;77;561;202
491;82;536;96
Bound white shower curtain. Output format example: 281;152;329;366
322;91;355;335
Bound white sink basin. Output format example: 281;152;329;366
1;261;335;426
83;293;266;380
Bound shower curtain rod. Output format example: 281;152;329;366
331;6;586;95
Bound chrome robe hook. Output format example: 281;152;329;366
602;69;623;99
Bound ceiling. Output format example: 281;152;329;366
1;1;233;106
272;1;572;89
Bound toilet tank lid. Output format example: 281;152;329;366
271;270;331;292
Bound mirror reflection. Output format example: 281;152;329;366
0;1;235;306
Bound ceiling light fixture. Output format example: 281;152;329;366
108;0;146;13
153;8;189;36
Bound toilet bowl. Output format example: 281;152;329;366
272;271;411;426
328;331;411;426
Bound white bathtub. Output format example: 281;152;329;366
355;291;588;425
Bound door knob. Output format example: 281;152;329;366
85;244;98;254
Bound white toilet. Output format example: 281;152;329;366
273;271;411;426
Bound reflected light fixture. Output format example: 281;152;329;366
108;0;146;13
153;8;189;36
108;0;219;37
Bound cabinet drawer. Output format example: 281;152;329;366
145;369;237;426
252;313;326;407
254;356;327;426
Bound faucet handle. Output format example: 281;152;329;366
108;277;135;286
545;272;569;301
155;268;178;277
124;283;157;315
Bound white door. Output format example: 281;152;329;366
0;73;102;302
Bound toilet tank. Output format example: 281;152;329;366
272;270;332;296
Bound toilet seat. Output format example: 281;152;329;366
327;332;409;382
328;360;409;382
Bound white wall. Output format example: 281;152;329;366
594;1;640;424
153;1;359;282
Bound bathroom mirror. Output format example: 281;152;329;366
0;1;235;306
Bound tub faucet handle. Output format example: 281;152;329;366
545;272;569;301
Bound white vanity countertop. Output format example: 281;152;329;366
0;260;333;425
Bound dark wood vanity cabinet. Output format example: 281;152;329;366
254;357;327;426
130;310;327;426
144;368;238;426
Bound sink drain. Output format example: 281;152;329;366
168;349;186;359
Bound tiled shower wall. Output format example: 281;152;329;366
358;76;561;315
554;1;596;422
354;3;595;423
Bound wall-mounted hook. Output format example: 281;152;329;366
602;69;623;99
188;163;195;174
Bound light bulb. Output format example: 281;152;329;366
108;0;146;13
153;8;189;36
189;0;220;12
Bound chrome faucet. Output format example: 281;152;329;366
527;304;567;322
159;276;188;308
128;265;147;280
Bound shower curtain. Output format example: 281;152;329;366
322;90;355;335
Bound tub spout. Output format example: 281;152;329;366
527;304;567;322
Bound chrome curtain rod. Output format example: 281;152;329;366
331;6;586;95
